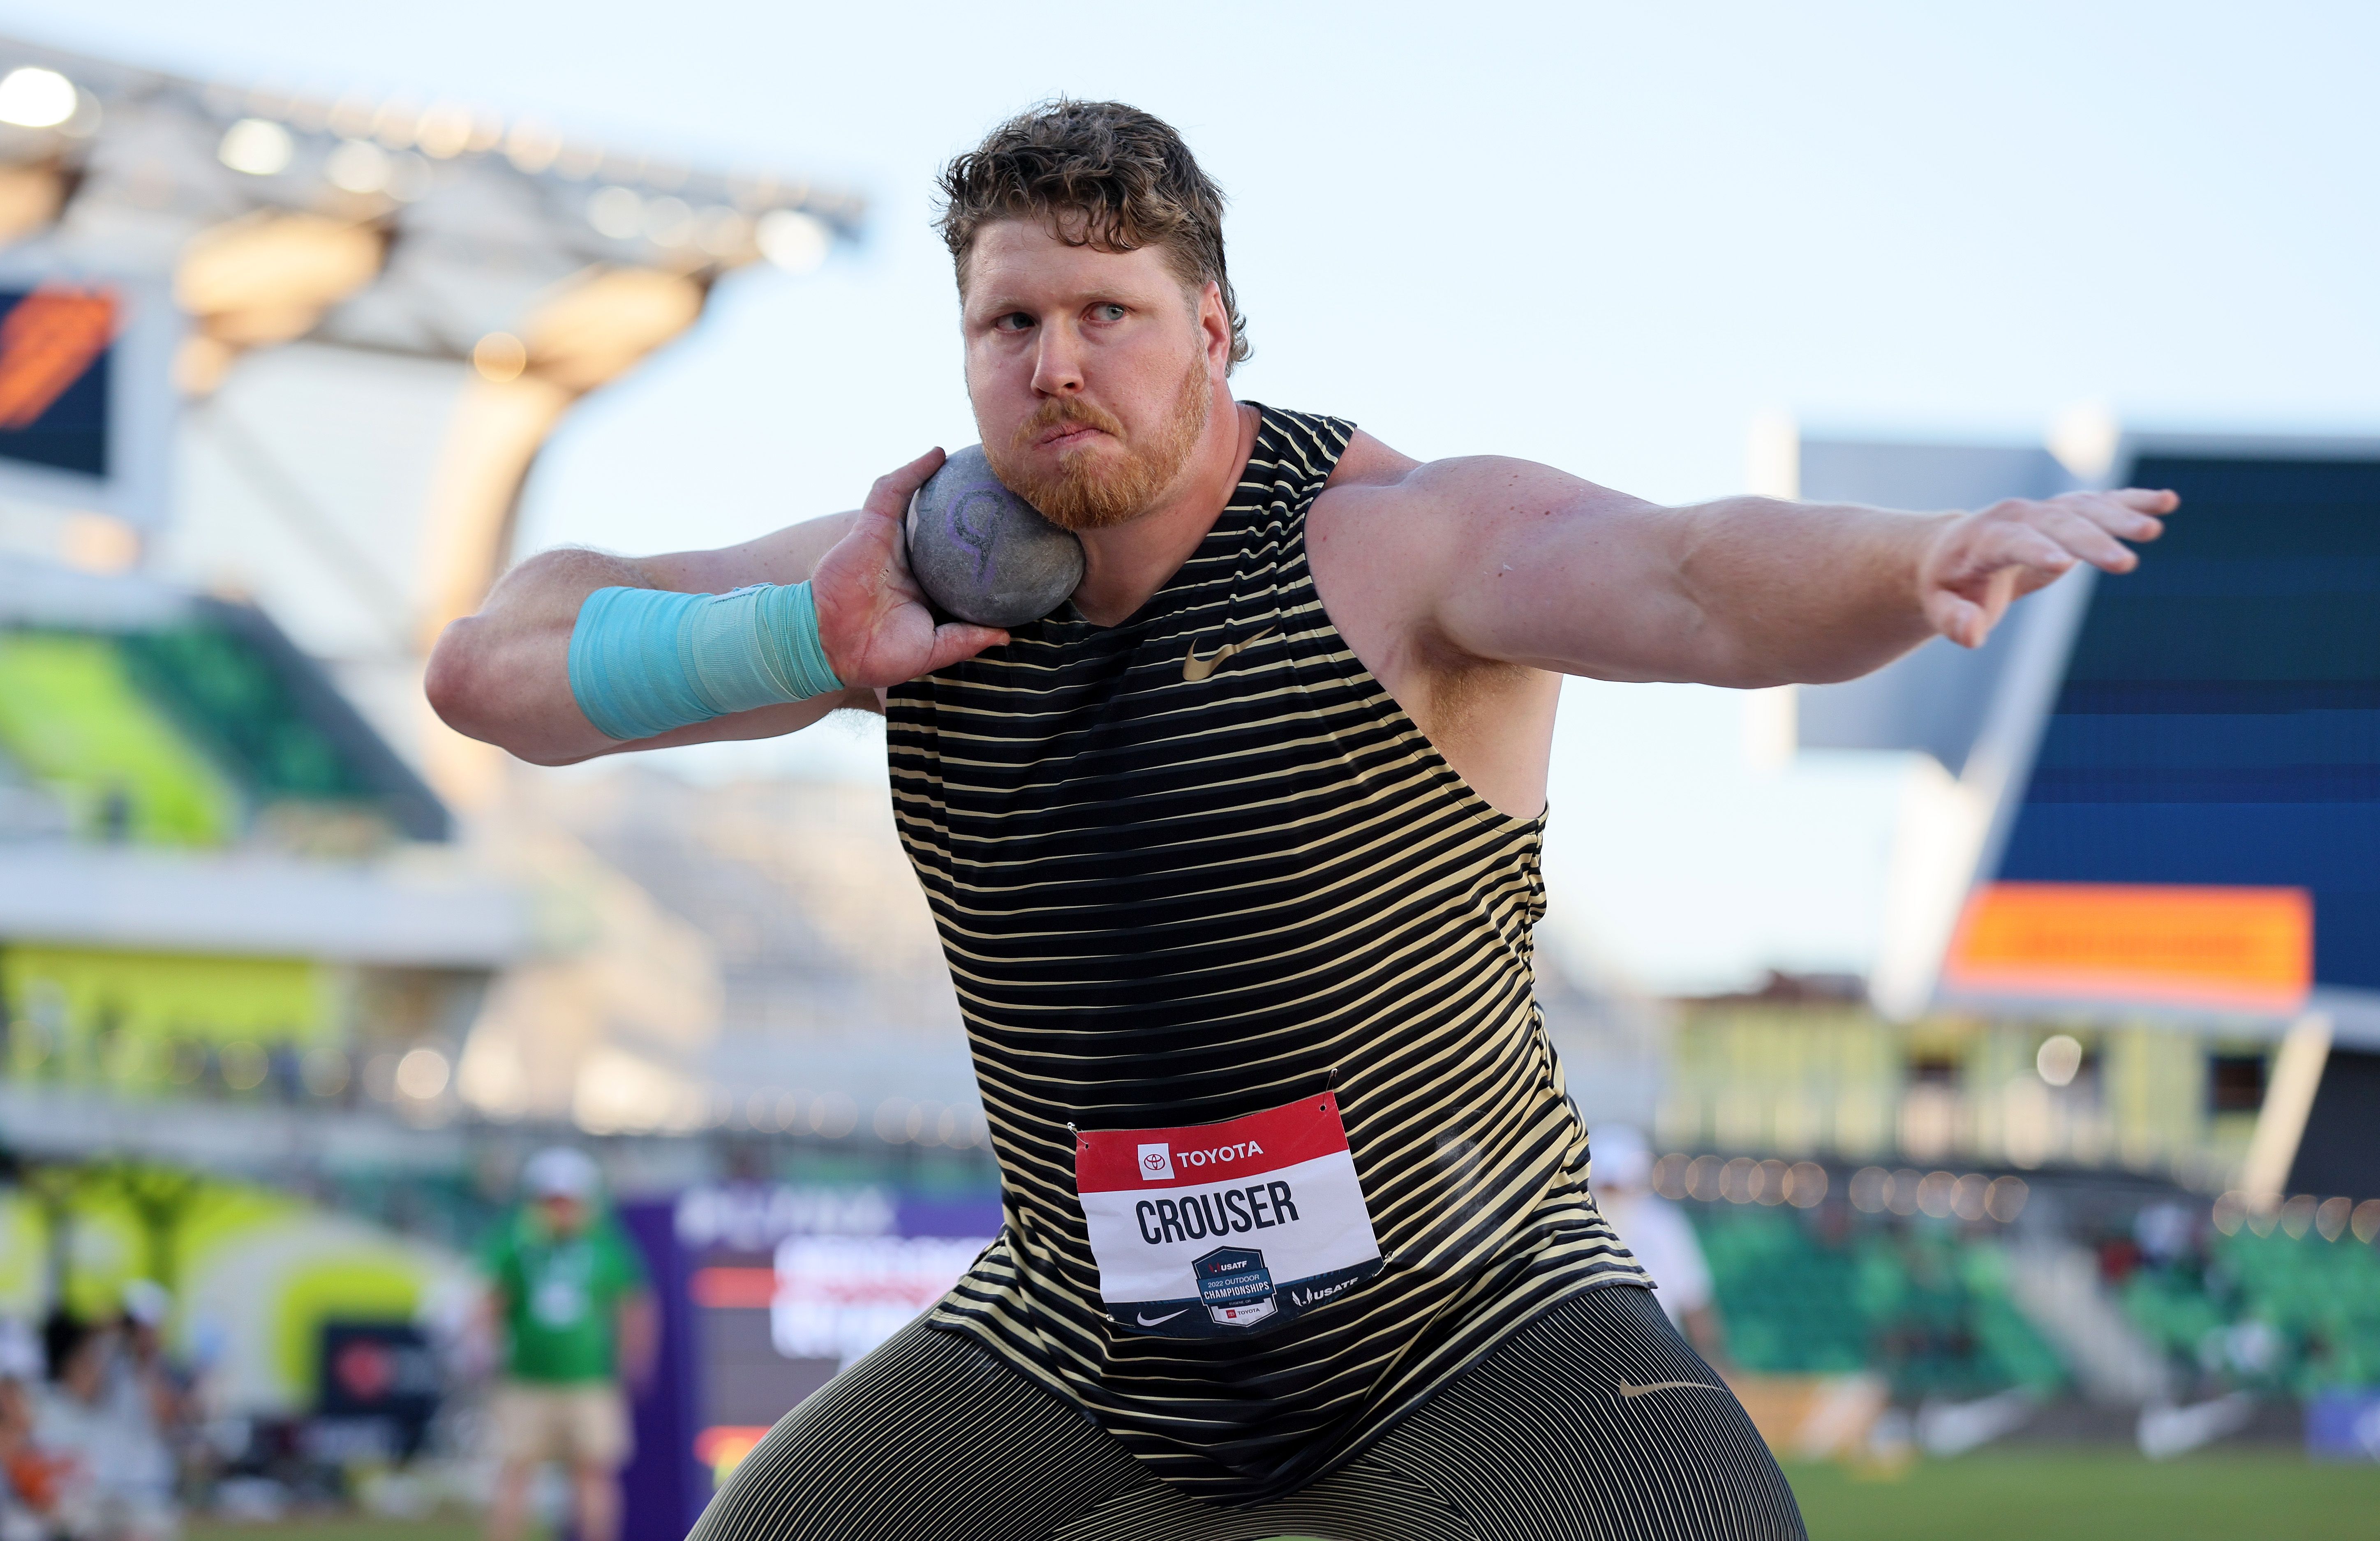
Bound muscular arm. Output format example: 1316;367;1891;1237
427;448;1005;766
1333;449;2171;688
425;516;864;766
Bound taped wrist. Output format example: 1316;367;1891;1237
567;582;844;742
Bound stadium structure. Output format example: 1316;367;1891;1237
0;30;975;1434
0;30;904;1160
1638;419;2380;1460
1783;422;2379;1202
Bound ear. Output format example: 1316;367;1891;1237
1197;279;1232;373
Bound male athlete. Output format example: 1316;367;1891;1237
429;102;2172;1540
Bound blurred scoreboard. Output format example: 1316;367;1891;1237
1989;448;2380;1001
0;263;176;529
672;1183;999;1482
0;285;111;475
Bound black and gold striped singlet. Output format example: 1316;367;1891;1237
886;405;1648;1502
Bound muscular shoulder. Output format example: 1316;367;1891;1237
1313;435;1639;597
1322;427;1423;490
1308;435;1537;660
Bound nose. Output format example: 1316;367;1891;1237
1030;322;1084;398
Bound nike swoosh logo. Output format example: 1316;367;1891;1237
1136;1308;1189;1326
1182;628;1277;683
1617;1379;1724;1399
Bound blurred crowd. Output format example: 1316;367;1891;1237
2114;1198;2380;1400
0;1287;192;1541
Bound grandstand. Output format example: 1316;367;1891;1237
1687;1201;2062;1400
2124;1213;2380;1400
0;29;920;1150
0;556;520;1128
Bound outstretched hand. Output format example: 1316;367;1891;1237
1920;487;2177;648
811;448;1011;686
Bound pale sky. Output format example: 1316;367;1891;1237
27;2;2380;992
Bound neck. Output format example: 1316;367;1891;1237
1069;395;1258;627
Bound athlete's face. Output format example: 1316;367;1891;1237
961;219;1229;530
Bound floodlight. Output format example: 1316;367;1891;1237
414;102;472;159
0;65;74;129
757;208;829;273
472;331;527;383
2035;1033;2083;1088
504;119;562;174
586;185;642;239
382;150;430;203
324;138;388;194
640;195;693;247
695;206;751;258
395;1045;451;1100
217;117;293;176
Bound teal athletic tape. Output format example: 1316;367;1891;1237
567;582;843;742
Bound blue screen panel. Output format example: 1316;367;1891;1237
1996;455;2380;990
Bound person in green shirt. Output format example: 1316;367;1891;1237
481;1147;655;1541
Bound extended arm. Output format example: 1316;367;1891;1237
427;449;1004;765
1359;455;2171;687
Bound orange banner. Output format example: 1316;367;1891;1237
1944;881;2312;1011
0;287;116;430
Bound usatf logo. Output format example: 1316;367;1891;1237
1136;1143;1174;1181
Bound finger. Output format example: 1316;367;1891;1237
862;447;949;521
885;523;924;589
1950;566;2023;644
2029;504;2140;573
2057;490;2166;543
924;622;1010;673
1957;521;2078;587
1924;589;1989;649
2107;487;2180;516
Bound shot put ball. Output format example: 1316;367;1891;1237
905;445;1086;627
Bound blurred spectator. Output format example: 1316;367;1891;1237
111;1285;193;1506
2;1317;56;1541
31;1311;177;1541
2133;1202;2195;1265
1592;1126;1728;1363
481;1148;654;1541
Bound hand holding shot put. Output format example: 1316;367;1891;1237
425;100;2175;1541
423;445;1026;766
807;446;1017;683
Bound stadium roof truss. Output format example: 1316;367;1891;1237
0;34;867;785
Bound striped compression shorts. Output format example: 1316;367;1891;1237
689;1283;1807;1541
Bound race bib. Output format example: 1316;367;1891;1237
1077;1092;1382;1337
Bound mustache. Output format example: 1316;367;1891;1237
1014;394;1127;450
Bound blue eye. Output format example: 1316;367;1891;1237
995;312;1033;332
1092;304;1125;321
